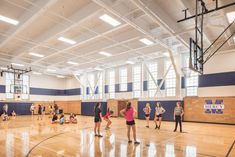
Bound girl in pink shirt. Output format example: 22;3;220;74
120;102;140;145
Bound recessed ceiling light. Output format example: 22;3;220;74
94;67;103;71
56;75;65;78
0;15;19;25
99;51;112;57
139;38;154;45
32;72;42;75
99;14;121;27
126;61;135;65
226;12;235;23
47;69;56;72
58;37;76;45
29;52;44;58
67;61;78;65
11;63;24;67
163;52;170;57
0;67;7;70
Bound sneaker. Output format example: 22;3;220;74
134;141;140;145
146;126;149;128
98;135;103;137
180;130;182;133
155;125;158;129
95;134;98;136
158;126;160;130
173;129;176;132
128;140;132;143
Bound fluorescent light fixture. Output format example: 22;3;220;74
29;52;44;58
226;12;235;23
139;38;154;45
94;67;103;71
234;37;235;42
67;61;78;65
99;14;121;27
163;53;170;57
58;37;76;45
0;67;7;70
11;63;24;67
32;72;42;75
0;15;19;25
126;61;135;65
56;75;65;78
99;51;112;57
47;69;56;72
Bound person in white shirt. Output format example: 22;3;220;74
30;104;35;116
154;102;166;130
143;103;151;128
3;104;8;114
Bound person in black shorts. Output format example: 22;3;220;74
94;102;102;137
154;102;166;129
143;103;151;128
37;104;42;120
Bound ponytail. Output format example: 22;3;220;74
94;102;100;112
126;102;131;112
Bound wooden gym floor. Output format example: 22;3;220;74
0;115;234;157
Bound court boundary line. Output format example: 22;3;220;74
225;140;235;157
25;126;94;157
25;132;67;157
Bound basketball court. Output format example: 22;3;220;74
0;0;235;157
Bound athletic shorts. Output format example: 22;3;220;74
145;114;150;117
94;117;101;123
156;114;162;118
126;120;135;126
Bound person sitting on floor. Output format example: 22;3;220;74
2;113;9;121
71;114;77;124
51;112;58;124
59;113;65;125
65;115;70;124
69;113;74;122
11;110;16;119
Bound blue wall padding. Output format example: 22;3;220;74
157;79;165;90
65;88;81;95
30;87;81;96
105;85;109;93
95;87;98;94
86;87;90;95
115;84;120;92
138;100;184;121
81;102;107;116
181;77;185;89
199;71;235;87
143;81;148;91
0;85;5;93
127;82;133;92
0;102;32;115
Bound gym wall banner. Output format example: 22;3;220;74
204;99;224;114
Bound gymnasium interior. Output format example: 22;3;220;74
0;0;235;156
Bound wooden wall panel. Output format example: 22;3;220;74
107;99;138;118
184;97;235;124
107;100;118;117
54;101;68;113
67;101;81;114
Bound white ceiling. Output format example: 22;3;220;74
0;0;234;76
